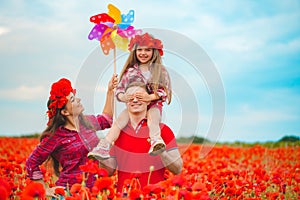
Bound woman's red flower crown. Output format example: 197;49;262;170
46;78;75;125
128;33;164;56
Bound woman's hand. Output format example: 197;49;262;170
45;186;65;199
108;74;118;91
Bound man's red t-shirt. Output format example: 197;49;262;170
110;119;178;192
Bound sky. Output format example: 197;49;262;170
0;0;299;143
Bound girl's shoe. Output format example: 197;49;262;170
148;137;166;156
88;139;111;160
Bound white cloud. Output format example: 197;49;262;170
0;85;47;101
0;26;10;36
269;37;300;55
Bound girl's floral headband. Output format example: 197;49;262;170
46;78;76;125
128;33;164;56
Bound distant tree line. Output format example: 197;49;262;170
176;135;300;147
278;135;299;142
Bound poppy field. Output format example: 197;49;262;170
0;137;299;199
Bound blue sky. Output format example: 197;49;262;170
0;0;299;142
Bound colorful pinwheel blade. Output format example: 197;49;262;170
122;10;134;24
102;22;114;28
90;13;115;24
100;27;113;42
108;4;122;24
111;30;129;52
100;35;115;55
88;24;109;41
117;26;142;38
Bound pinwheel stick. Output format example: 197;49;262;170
113;47;117;120
113;47;116;74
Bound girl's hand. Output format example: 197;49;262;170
134;91;152;102
117;93;134;102
124;93;135;102
108;74;118;91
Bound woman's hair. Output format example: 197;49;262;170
40;99;94;177
119;45;172;104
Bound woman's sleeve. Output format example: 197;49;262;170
26;136;58;180
87;114;113;131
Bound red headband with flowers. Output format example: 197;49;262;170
46;78;76;125
128;33;164;56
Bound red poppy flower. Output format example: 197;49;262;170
143;184;162;196
65;197;78;200
105;187;115;199
21;181;46;200
128;33;164;56
193;191;210;200
79;159;98;174
0;186;9;200
178;189;193;200
55;187;65;196
70;183;82;195
70;184;91;200
129;189;143;200
0;178;11;200
46;78;75;121
97;168;109;178
170;175;186;187
192;182;207;192
93;177;113;192
123;179;131;189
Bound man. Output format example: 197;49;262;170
99;82;183;193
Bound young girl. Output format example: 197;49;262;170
88;33;172;159
26;75;117;198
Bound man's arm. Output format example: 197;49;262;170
160;149;183;174
98;157;118;176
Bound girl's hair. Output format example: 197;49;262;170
40;99;94;177
119;46;172;104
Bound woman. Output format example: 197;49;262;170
26;75;117;198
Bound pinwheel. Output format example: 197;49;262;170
88;4;141;73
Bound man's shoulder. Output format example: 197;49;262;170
159;123;177;145
159;123;173;133
159;122;169;128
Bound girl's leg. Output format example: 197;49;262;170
88;109;129;160
106;109;129;143
147;107;166;155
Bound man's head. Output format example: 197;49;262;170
125;82;150;115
